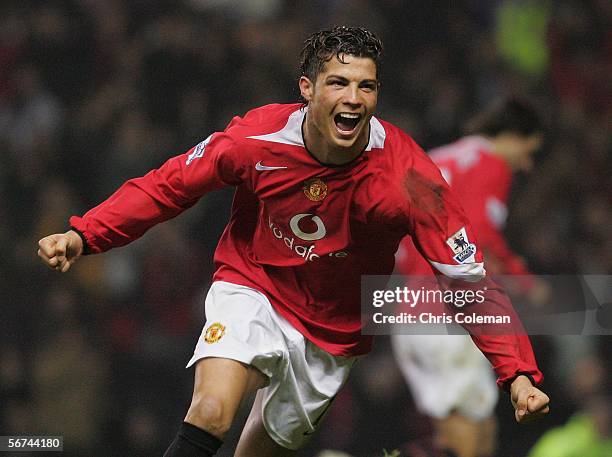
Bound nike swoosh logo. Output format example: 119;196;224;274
255;161;287;171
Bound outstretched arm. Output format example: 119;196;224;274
37;132;245;262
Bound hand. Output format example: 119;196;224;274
38;230;84;273
510;375;550;423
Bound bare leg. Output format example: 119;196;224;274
234;389;297;457
477;416;497;457
434;413;482;457
184;357;268;439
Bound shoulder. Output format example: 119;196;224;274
367;119;448;209
243;103;303;122
205;103;303;158
373;119;437;173
429;136;498;171
224;103;304;139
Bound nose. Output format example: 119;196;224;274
344;83;361;107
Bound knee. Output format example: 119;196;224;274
185;394;232;438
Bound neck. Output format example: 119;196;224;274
303;113;369;166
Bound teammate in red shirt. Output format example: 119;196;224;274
396;98;547;296
37;27;549;457
394;98;548;457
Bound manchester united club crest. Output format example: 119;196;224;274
204;322;226;344
303;178;328;202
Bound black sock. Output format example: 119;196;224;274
163;422;223;457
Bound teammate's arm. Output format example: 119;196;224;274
467;166;552;305
469;179;537;295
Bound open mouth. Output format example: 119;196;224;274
334;112;361;135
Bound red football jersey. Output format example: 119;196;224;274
70;104;542;387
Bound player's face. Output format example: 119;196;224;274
300;54;378;158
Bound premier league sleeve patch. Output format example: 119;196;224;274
186;134;213;166
446;227;477;264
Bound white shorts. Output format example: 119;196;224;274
187;281;356;450
391;334;498;421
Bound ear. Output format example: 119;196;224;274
299;76;314;102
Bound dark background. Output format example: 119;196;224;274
1;1;610;456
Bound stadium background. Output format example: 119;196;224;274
0;1;610;456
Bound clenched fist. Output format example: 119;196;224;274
38;230;84;273
510;375;550;423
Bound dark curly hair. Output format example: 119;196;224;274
299;26;384;83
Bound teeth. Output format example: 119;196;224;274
339;113;359;119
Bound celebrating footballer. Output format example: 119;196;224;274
38;27;550;457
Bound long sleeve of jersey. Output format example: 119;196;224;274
403;139;543;389
69;130;245;254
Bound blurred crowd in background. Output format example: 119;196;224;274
0;1;610;456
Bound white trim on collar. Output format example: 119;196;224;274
247;107;386;150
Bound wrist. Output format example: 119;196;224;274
511;373;535;389
66;229;85;257
68;227;90;255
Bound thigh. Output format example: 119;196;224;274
477;416;497;457
183;282;290;437
184;357;267;437
235;389;296;457
435;414;481;457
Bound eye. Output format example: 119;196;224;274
328;79;346;87
360;82;377;92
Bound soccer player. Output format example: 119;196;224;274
392;98;547;457
37;27;549;457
